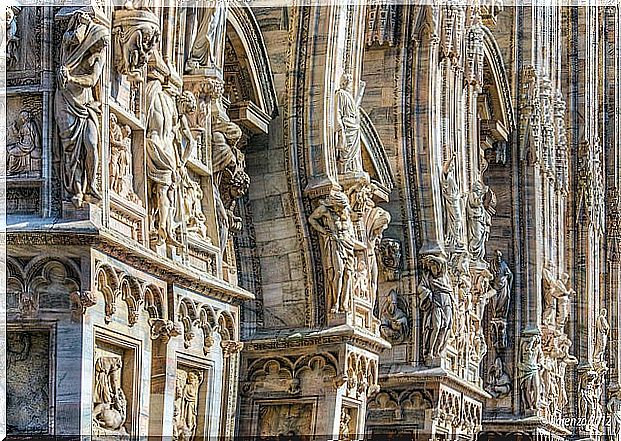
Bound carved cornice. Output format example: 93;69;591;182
7;226;254;305
242;324;391;354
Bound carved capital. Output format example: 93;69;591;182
221;339;243;357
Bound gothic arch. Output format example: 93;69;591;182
227;6;278;118
361;109;396;197
480;26;516;135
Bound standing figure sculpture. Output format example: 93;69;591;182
365;206;391;307
466;179;492;265
308;191;365;314
594;308;610;363
417;254;454;362
441;154;466;250
335;73;365;174
518;332;543;412
608;389;621;437
185;0;226;71
55;11;109;208
145;51;183;246
6;6;21;68
490;250;513;348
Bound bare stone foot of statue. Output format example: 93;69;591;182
72;193;84;208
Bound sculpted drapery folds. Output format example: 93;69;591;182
518;331;543;413
335;73;365;174
593;308;610;363
542;267;574;331
380;289;410;344
186;0;226;72
145;50;206;246
417;254;454;363
55;11;109;208
92;356;128;435
109;113;141;205
7;110;41;177
486;357;511;399
466;179;492;266
309;191;366;314
145;52;183;246
206;79;247;252
6;6;20;68
490;250;513;348
173;369;204;441
441;155;466;251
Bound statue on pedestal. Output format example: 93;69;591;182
309;191;366;314
335;73;365;174
185;0;226;72
418;254;454;362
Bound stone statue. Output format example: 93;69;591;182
418;254;454;362
309;191;366;314
6;6;20;68
379;289;410;344
335;73;365;174
55;11;110;208
466;179;492;265
339;408;352;440
7;110;41;177
608;389;621;437
542;268;574;330
365;206;391;307
441;154;466;250
173;369;204;441
554;334;577;411
112;7;160;82
92;356;128;435
145;52;183;246
185;0;226;71
490;250;513;348
486;357;511;399
594;308;610;363
518;331;543;412
109;113;141;204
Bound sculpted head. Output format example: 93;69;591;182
340;73;353;91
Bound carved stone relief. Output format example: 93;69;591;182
7;331;50;435
309;191;364;314
112;6;160;83
173;367;204;441
489;250;512;349
257;403;314;437
518;331;543;413
92;355;129;438
379;289;410;344
185;1;227;73
109;113;141;205
7;109;42;178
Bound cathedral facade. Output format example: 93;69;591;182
3;2;621;440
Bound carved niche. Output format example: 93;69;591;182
173;367;205;441
7;331;51;435
257;403;314;437
109;113;141;205
6;108;42;178
92;354;130;438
